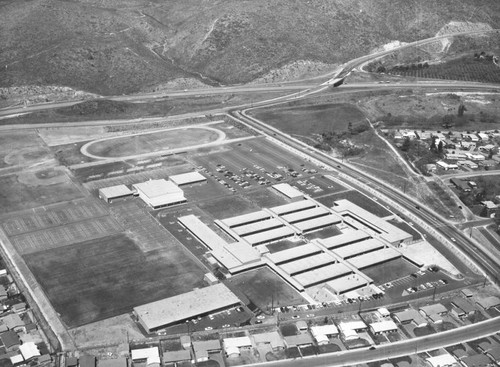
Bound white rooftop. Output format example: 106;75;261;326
332;199;412;244
426;354;457;367
98;185;133;199
279;253;336;276
272;183;304;199
221;211;271;228
169;171;206;186
331;238;385;259
318;231;371;249
225;242;261;263
134;283;240;330
133;179;185;208
338;320;367;332
179;215;227;251
270;200;316;215
347;247;401;269
293;262;352;287
281;206;330;224
325;274;371;294
370;320;398;334
223;336;252;349
266;243;321;264
131;347;160;365
293;214;341;232
310;324;339;337
233;218;283;236
133;179;182;197
19;342;40;360
244;226;295;246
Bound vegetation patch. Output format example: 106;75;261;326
361;258;418;284
226;267;306;312
252;103;366;145
24;233;205;327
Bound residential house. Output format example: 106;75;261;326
1;330;20;351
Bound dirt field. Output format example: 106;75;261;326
110;201;186;253
10;216;121;255
84;126;223;159
225;267;306;311
0;172;84;212
251;103;365;138
0;199;107;236
198;195;259;220
24;233;205;328
0;131;53;168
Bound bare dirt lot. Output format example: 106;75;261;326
251;103;366;140
24;233;205;328
0;171;84;212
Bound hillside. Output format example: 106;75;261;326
1;0;500;95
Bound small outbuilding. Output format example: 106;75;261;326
98;185;133;203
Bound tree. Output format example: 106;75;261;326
438;140;444;153
458;103;467;117
401;137;411;152
430;136;437;151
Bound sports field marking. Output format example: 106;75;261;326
81;124;227;160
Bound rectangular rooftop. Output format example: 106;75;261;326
233;218;284;237
221;211;271;228
293;214;341;233
293;262;352;288
318;231;371;249
331;238;385;259
279;253;336;276
266;243;321;265
347;247;401;269
134;283;240;331
270;200;317;216
244;226;296;246
281;207;330;224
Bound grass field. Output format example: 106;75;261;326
244;190;287;209
361;258;418;284
251;103;365;138
84;127;222;159
198;195;258;219
0;173;83;213
316;190;392;217
24;233;205;327
225;267;306;311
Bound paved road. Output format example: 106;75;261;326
234;109;500;285
245;317;500;367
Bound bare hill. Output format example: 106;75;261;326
1;0;500;95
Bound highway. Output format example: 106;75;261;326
232;109;500;285
2;26;500;362
246;317;500;367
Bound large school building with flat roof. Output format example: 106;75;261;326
178;194;417;299
133;283;241;332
